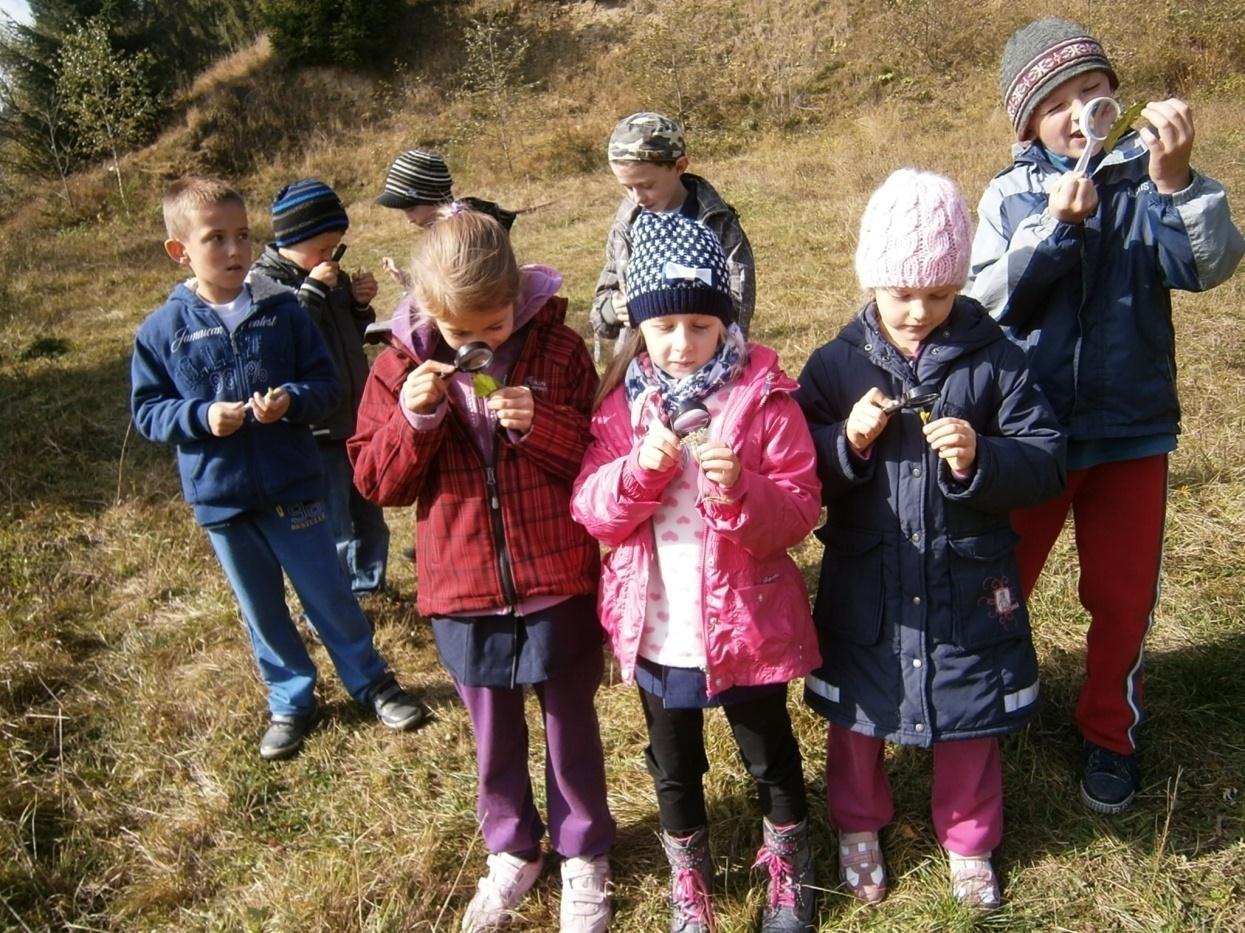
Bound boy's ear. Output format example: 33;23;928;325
674;155;690;173
164;238;191;265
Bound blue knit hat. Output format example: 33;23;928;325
271;179;349;247
625;212;733;324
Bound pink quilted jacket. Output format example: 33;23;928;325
571;344;821;696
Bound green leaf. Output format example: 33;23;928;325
1103;101;1147;153
472;373;501;397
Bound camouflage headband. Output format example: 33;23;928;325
608;112;687;162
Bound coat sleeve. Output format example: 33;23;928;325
508;334;599;483
716;212;756;338
698;392;821;557
130;328;214;444
281;306;341;424
794;349;877;501
1153;170;1245;292
966;172;1087;331
589;214;631;340
571;394;677;548
937;342;1066;514
348;348;447;506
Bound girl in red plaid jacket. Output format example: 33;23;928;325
349;212;614;932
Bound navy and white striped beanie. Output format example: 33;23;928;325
271;179;349;247
626;212;734;325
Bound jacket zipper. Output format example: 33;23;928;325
228;321;266;508
483;465;519;609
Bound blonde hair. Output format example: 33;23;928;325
594;327;645;411
162;176;245;240
410;211;521;319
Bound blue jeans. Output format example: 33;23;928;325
206;501;390;717
319;441;390;593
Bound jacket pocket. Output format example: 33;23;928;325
948;529;1030;649
817;527;884;647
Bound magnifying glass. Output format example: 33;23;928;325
1072;96;1122;175
670;400;712;438
440;340;495;378
882;385;939;417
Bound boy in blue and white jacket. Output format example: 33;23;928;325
131;177;428;761
968;20;1244;816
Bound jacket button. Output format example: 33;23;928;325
910;532;921;544
912;596;922;605
911;467;922;477
915;723;925;732
912;658;923;668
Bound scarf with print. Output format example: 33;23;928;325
624;323;748;430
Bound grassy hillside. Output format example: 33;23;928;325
3;1;1245;929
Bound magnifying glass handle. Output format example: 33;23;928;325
1072;144;1095;176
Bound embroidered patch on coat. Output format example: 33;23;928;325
980;576;1019;625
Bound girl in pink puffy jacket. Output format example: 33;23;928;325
571;212;822;933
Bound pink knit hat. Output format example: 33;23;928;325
854;169;973;290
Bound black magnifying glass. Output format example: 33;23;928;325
670;400;712;439
440;340;495;378
882;385;939;416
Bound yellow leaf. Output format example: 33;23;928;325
473;373;501;397
1104;101;1146;153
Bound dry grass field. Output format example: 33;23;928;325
2;1;1245;929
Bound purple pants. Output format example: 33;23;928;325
455;648;616;858
826;724;1003;856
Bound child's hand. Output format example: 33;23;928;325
382;257;412;291
611;288;630;326
638;424;680;474
309;260;340;288
400;359;454;413
487;386;534;433
1049;172;1099;224
694;441;741;489
1140;98;1194;194
250;387;289;423
351;270;378;306
923;416;977;474
208;400;246;437
846;388;891;454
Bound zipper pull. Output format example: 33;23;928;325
485;467;500;509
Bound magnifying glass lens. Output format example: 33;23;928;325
454;341;494;373
1081;96;1121;141
671;401;712;438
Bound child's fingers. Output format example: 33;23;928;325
413;359;457;378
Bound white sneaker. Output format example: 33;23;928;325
461;852;543;932
948;851;1001;911
559;854;611;932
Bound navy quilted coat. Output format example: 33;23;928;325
795;297;1065;746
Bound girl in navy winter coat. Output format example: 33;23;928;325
795;170;1065;911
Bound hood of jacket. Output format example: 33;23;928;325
836;295;1005;388
389;264;563;360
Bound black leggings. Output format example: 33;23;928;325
639;687;807;834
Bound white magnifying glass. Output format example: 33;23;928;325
1073;96;1122;175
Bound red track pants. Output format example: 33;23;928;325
1009;454;1168;754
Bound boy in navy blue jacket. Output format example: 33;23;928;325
968;19;1244;815
131;176;428;760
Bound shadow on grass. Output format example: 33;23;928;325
0;348;164;516
998;628;1245;870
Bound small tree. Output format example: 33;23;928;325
56;17;157;214
457;13;532;175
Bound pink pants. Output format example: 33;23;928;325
826;724;1002;857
